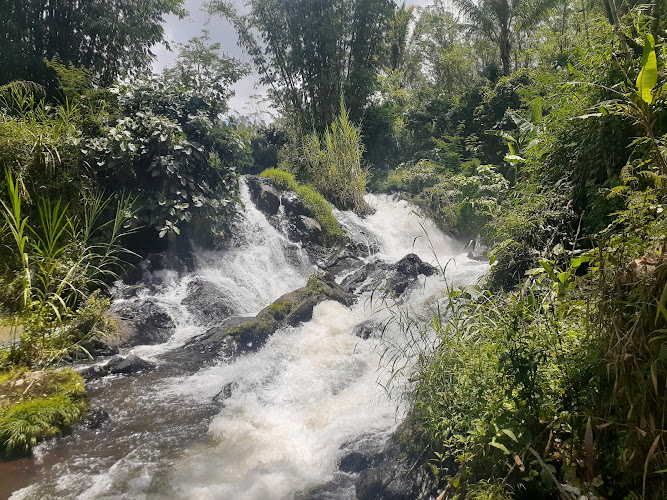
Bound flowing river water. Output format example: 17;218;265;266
0;181;488;499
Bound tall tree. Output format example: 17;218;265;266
453;0;558;74
207;0;394;131
0;0;186;87
387;2;415;71
163;31;249;92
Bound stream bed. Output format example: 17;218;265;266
0;182;488;499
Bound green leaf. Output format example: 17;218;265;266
489;441;510;454
636;34;658;104
501;429;518;442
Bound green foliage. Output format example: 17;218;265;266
259;168;344;242
410;270;602;496
208;0;393;130
280;103;369;213
0;369;87;456
0;169;135;365
85;73;246;243
385;159;444;195
0;0;186;87
163;31;249;92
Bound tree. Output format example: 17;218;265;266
163;31;249;92
387;2;415;72
454;0;558;74
0;0;186;87
207;0;394;131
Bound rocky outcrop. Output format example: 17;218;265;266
80;354;155;379
182;277;233;325
245;175;328;249
185;273;356;358
342;253;436;297
247;176;281;215
354;424;424;500
111;299;175;347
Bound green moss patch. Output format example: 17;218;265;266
259;168;344;243
0;368;87;457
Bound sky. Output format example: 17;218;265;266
153;0;437;119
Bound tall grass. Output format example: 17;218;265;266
0;168;137;365
281;100;370;214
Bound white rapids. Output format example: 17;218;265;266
4;184;488;500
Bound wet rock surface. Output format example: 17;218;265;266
80;354;155;379
246;175;281;215
354;424;422;500
184;273;356;358
182;277;233;325
111;299;175;347
245;175;330;251
83;408;110;429
342;253;436;296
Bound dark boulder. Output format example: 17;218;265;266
342;253;436;297
281;191;309;217
79;354;155;379
78;338;119;358
112;299;175;346
185;273;356;358
182;277;233;325
83;408;110;429
106;354;155;375
293;216;323;245
352;320;381;340
340;451;384;473
246;175;281;215
354;425;421;500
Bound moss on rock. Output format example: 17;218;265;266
0;368;88;457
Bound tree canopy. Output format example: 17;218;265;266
207;0;394;130
0;0;186;87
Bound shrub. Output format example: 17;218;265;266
415;162;509;239
384;159;444;194
410;271;602;497
280;102;369;214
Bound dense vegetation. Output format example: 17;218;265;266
1;0;666;498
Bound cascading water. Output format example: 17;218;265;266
1;182;488;500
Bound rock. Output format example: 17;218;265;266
354;424;420;500
246;175;281;215
340;451;384;473
184;273;356;358
213;382;235;403
83;408;110;429
78;338;119;358
182;277;233;325
281;191;309;217
342;253;436;297
294;216;323;245
105;354;155;375
112;299;175;346
78;363;107;380
353;320;380;340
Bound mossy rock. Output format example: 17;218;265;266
0;368;88;457
187;273;356;356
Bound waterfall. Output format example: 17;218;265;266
4;182;488;500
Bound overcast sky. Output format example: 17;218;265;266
153;0;437;119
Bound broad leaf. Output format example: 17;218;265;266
636;34;658;104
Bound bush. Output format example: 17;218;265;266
384;159;445;194
411;272;602;497
280;102;369;214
